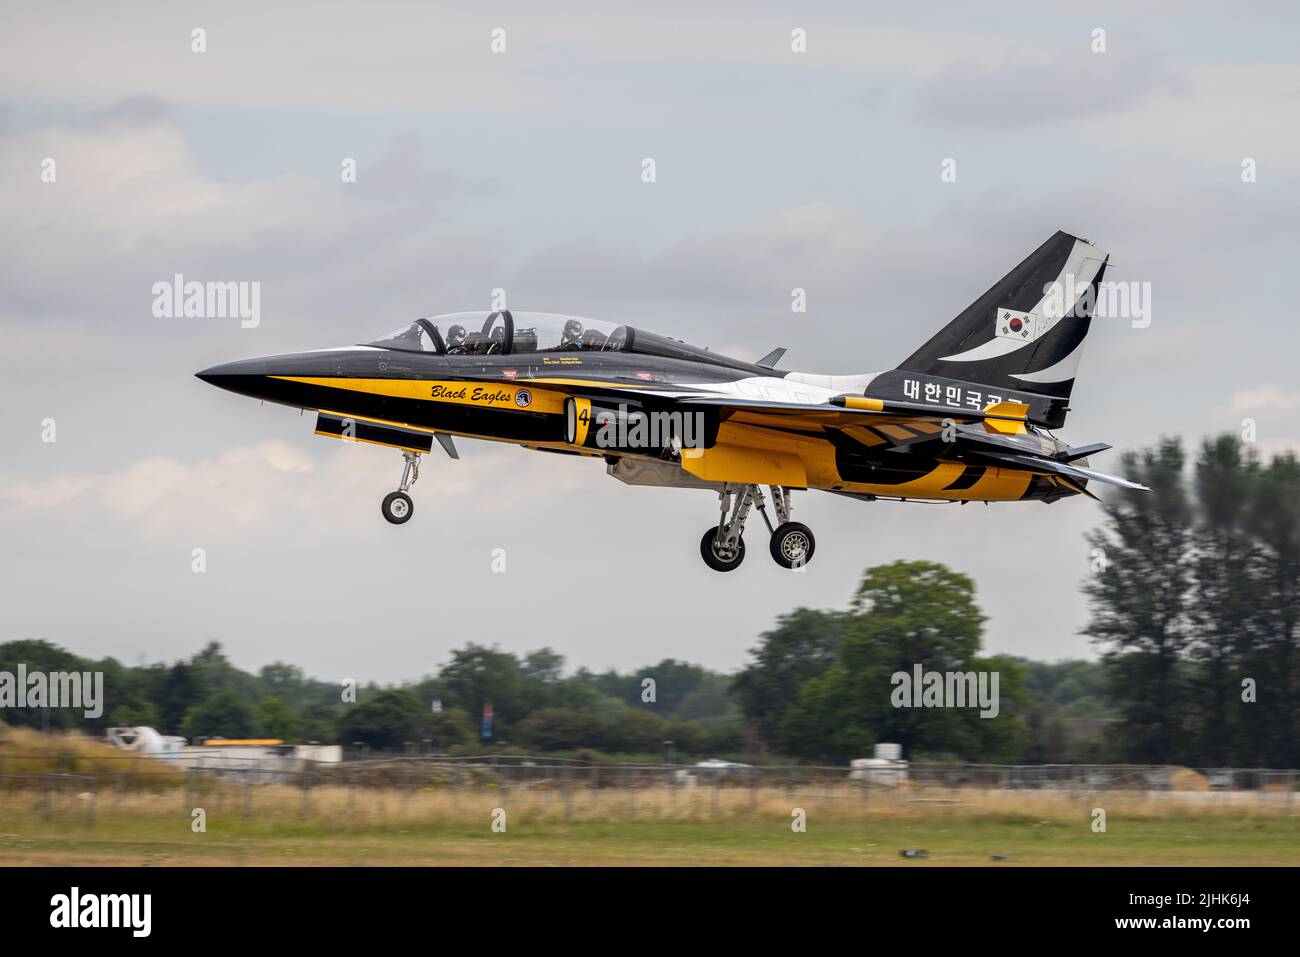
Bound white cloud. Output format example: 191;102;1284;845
0;3;1018;114
0;437;605;542
1230;384;1300;413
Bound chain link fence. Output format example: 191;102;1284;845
4;751;1295;792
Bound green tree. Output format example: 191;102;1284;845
521;648;565;683
518;707;605;750
157;663;207;735
1191;435;1264;764
732;608;848;749
777;561;1018;762
181;688;255;740
438;645;536;740
0;639;94;731
1246;451;1300;766
1084;438;1197;763
337;689;425;751
254;697;300;740
427;707;475;751
110;701;161;729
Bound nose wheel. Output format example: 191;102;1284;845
381;451;421;525
382;490;414;524
699;485;814;571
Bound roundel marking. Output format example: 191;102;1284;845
515;388;532;408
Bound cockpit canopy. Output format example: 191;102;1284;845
365;310;753;371
365;311;629;357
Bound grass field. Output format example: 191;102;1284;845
1;784;1296;866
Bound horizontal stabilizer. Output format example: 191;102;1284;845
973;450;1150;491
1054;442;1111;463
757;347;787;369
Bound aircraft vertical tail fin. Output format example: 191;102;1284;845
895;231;1108;419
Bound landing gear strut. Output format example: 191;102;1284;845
699;484;815;571
381;450;421;525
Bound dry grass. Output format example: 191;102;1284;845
0;727;181;788
6;776;1297;827
0;730;1294;865
0;781;1295;866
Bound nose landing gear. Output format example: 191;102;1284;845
699;484;815;571
381;450;421;525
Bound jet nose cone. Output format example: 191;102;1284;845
195;357;271;397
196;361;237;384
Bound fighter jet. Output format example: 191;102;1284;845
197;230;1146;571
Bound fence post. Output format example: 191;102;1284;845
564;767;573;821
299;766;311;819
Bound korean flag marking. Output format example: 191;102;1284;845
995;308;1037;341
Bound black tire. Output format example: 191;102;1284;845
381;491;414;525
700;527;745;572
770;521;815;568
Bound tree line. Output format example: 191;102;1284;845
1083;434;1299;768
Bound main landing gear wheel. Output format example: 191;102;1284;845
769;521;815;569
700;528;746;572
382;491;414;524
698;484;814;572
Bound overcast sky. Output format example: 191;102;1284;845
2;1;1298;684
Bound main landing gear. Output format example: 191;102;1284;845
699;484;815;572
381;450;421;525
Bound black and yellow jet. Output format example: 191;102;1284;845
197;230;1147;571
